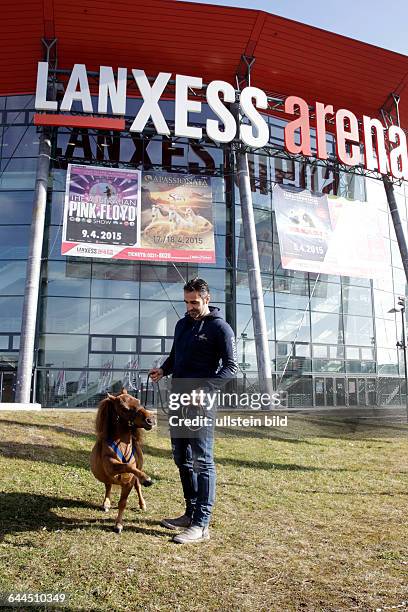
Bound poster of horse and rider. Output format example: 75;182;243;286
61;164;216;263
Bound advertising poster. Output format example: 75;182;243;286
62;166;215;263
62;164;141;259
274;185;387;278
140;172;215;263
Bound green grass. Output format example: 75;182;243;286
0;410;407;611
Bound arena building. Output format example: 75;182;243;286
1;0;408;408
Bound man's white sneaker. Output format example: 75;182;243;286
161;514;192;530
172;525;210;544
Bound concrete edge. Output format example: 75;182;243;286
0;403;42;411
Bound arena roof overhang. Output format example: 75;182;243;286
3;0;408;125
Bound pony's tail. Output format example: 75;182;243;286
95;397;114;441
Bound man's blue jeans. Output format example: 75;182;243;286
170;416;216;528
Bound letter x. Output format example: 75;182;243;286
130;70;171;135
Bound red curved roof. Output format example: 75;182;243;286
2;0;408;126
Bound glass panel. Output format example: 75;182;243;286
346;361;376;374
0;261;27;294
237;304;274;339
41;261;91;297
361;347;374;360
0;158;37;189
275;308;310;342
40;297;90;334
312;359;344;373
373;290;397;320
346;347;360;359
6;95;34;110
0;191;34;224
311;311;343;344
313;345;328;358
348;378;358;406
329;345;344;358
139;300;185;336
49;191;65;226
91;263;139;299
38;334;89;368
139;278;183;301
335;378;346;406
377;347;399;375
165;339;173;352
343;315;374;346
326;377;334;406
0;336;9;349
1;126;39;157
315;377;325;406
12;336;20;349
194;268;227;303
342;285;372;316
295;343;310;357
274;276;309;309
0;226;30;259
310;281;341;313
0;297;23;332
116;337;137;353
91;337;113;352
141;338;162;352
90;299;140;335
235;272;273;306
375;318;397;348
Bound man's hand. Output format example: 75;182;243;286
149;367;164;383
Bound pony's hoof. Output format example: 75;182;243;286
140;504;147;512
142;477;153;487
114;525;123;534
103;505;110;513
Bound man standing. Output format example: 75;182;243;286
149;277;238;544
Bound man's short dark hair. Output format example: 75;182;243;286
183;277;209;296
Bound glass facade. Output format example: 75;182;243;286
1;94;407;408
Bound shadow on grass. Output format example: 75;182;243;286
0;439;354;474
0;417;94;441
0;492;168;540
0;441;163;483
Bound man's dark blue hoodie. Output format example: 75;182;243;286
161;306;238;381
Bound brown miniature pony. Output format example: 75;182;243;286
90;389;156;533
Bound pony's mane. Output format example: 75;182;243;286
95;397;115;441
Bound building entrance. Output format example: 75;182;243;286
0;370;16;403
314;376;377;407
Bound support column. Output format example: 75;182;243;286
235;150;273;400
15;130;51;404
383;174;408;284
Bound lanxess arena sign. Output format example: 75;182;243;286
34;62;408;180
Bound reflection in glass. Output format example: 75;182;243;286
40;297;90;334
310;281;341;313
41;261;91;297
90;299;140;336
0;226;30;259
343;315;374;346
0;261;27;295
38;334;89;368
139;300;185;336
311;311;343;344
342;285;372;316
0;297;23;332
275;308;310;342
0;191;34;224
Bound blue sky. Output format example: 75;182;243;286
179;0;408;56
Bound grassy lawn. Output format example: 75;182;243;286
0;410;407;611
